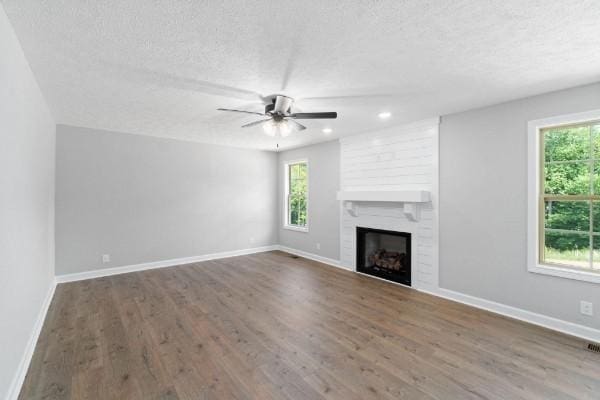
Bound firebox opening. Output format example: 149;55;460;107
356;227;411;286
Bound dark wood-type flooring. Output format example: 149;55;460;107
19;251;600;399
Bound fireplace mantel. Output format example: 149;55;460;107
336;190;430;202
336;190;431;221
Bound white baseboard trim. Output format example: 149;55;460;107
419;287;600;343
55;245;279;283
276;245;350;271
6;280;57;400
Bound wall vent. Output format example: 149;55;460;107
588;343;600;353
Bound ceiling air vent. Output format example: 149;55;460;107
588;343;600;353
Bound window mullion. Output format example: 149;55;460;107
590;201;594;269
287;165;292;226
542;195;600;201
539;129;546;264
590;125;594;269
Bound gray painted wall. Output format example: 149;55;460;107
277;140;340;260
56;125;278;275
440;82;600;329
0;6;55;398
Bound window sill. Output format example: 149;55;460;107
283;225;309;233
529;264;600;284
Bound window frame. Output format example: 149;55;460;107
528;109;600;284
283;159;309;232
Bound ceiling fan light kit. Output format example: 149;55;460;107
217;95;337;138
263;119;292;137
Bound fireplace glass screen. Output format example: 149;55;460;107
356;227;411;286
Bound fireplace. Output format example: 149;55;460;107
356;227;411;286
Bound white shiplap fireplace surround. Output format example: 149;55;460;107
338;118;439;292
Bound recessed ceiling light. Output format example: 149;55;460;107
322;128;333;134
378;111;392;119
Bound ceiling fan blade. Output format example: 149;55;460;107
289;112;337;119
241;118;273;128
300;94;395;101
217;108;265;116
286;119;306;131
103;62;264;101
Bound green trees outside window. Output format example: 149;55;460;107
542;122;600;270
287;162;307;227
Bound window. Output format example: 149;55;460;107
528;110;600;283
284;160;308;231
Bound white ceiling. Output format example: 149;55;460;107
4;0;600;151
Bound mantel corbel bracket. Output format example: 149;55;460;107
402;203;420;222
344;201;359;217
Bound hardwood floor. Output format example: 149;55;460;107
19;251;600;400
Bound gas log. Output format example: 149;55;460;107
368;249;406;271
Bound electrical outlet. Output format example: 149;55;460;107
102;254;110;263
249;237;255;244
580;301;593;316
316;243;321;250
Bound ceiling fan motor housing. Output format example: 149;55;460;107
266;95;294;117
264;102;275;114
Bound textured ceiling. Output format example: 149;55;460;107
4;0;600;150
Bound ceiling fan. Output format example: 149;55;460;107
217;95;337;137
